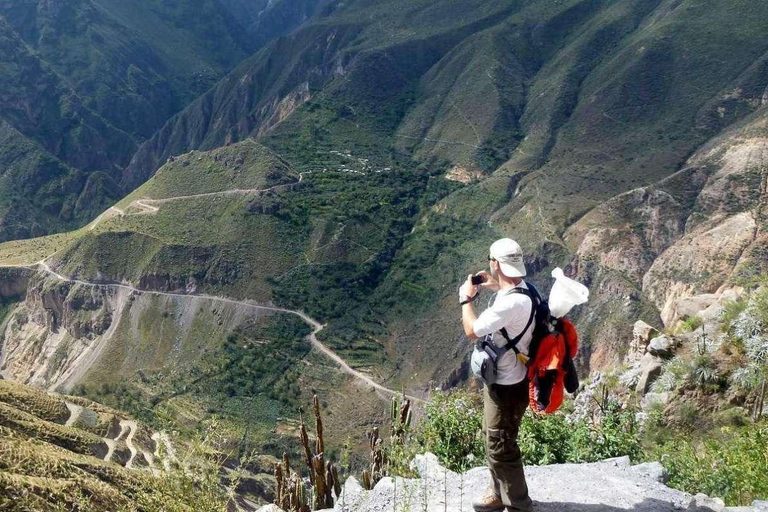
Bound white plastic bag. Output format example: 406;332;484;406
549;267;589;318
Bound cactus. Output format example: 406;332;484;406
313;395;325;455
363;426;384;490
330;462;341;498
361;469;372;491
275;453;294;510
274;454;311;512
299;411;315;485
275;462;285;508
391;396;412;442
362;394;413;489
292;468;309;512
275;394;338;510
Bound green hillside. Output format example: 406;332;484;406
2;2;768;504
6;0;768;397
0;0;321;241
0;139;392;463
0;0;323;138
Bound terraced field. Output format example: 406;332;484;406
0;378;272;510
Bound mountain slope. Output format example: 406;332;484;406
0;120;122;241
0;377;284;510
119;0;525;189
0;140;394;462
566;104;768;366
0;0;323;138
3;0;768;475
0;0;322;241
7;0;768;395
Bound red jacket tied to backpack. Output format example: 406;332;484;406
527;318;578;414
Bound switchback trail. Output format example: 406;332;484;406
63;401;85;427
4;261;423;404
85;175;304;229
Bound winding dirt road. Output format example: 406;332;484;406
119;419;145;469
3;171;423;403
7;260;422;403
95;174;306;224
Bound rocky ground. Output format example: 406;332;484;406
259;453;767;512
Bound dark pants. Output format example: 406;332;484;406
483;380;533;511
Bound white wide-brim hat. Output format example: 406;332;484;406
490;238;526;278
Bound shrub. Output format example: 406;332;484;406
720;299;747;333
689;353;721;389
679;315;703;333
652;356;690;393
418;390;485;472
727;288;768;420
670;402;700;429
712;407;750;428
567;399;642;463
654;423;768;506
519;412;573;465
417;390;642;471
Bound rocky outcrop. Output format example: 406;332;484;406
562;104;768;375
259;453;759;512
644;212;758;325
0;268;30;299
640;120;768;326
636;352;664;395
0;273;131;389
626;320;660;364
648;335;677;358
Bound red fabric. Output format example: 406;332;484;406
527;318;579;415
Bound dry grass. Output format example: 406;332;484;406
0;380;69;423
0;381;235;511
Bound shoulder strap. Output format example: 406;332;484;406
497;284;537;361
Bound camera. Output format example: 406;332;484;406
471;274;486;285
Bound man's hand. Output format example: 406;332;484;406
460;274;480;339
459;274;478;302
474;271;500;292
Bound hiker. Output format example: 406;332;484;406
459;238;535;512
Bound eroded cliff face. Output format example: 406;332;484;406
566;109;768;367
0;270;273;392
0;273;130;389
643;132;768;324
0;267;29;298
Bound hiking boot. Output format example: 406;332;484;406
472;488;504;512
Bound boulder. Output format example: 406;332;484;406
674;295;719;321
629;461;669;483
334;476;365;511
648;335;677;358
689;493;725;511
324;453;733;512
636;353;664;395
627;320;659;363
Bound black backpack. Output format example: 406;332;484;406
494;281;552;366
483;281;579;393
